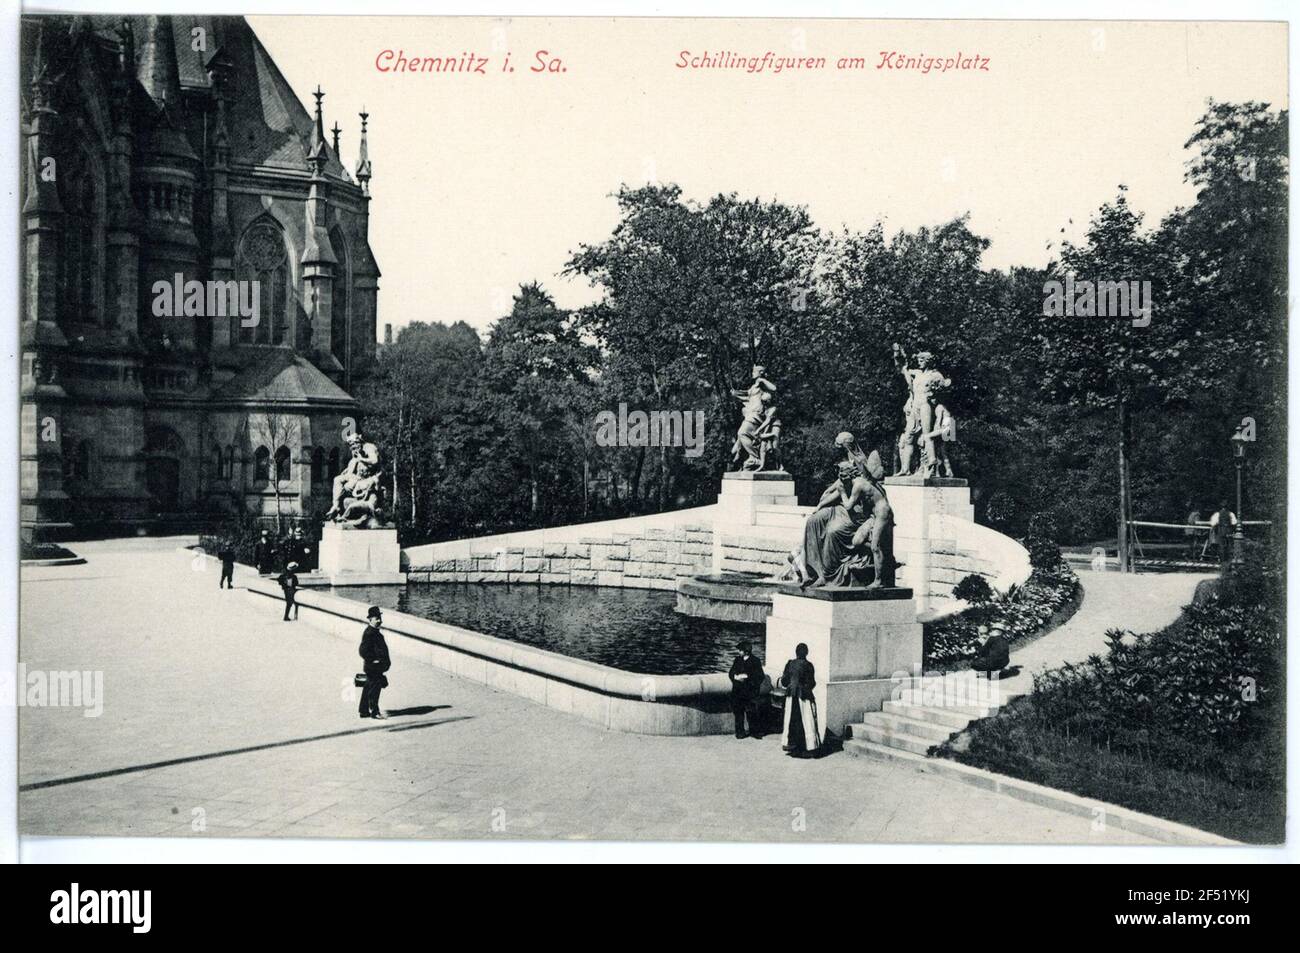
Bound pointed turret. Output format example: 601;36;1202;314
355;108;372;194
308;85;329;170
138;14;181;109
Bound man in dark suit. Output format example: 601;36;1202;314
286;526;314;572
254;530;275;575
218;542;236;589
358;606;391;719
728;639;765;738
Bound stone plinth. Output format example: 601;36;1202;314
763;586;920;736
884;477;973;612
713;471;798;570
317;523;405;586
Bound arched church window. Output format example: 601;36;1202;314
236;221;289;346
213;444;225;480
311;447;326;486
57;148;101;324
274;445;291;484
254;446;271;483
328;447;341;481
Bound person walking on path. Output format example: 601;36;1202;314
218;542;236;590
254;530;276;576
779;643;822;758
728;639;766;739
358;606;390;719
277;562;300;621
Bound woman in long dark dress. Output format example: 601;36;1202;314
780;643;822;757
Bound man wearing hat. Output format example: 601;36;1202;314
358;607;391;719
728;639;766;738
971;623;1010;678
254;529;276;576
276;562;300;621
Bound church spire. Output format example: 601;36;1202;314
331;121;341;155
138;14;181;108
355;107;372;194
308;85;329;170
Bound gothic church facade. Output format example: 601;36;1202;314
20;14;380;539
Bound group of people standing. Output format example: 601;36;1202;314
728;640;823;758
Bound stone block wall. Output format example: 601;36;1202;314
717;532;795;577
407;524;714;590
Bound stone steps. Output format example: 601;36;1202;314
845;721;934;756
882;699;976;730
852;679;1028;758
858;710;957;743
895;688;1002;716
842;736;927;765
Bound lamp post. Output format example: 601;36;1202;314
1230;427;1248;565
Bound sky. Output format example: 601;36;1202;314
249;15;1289;336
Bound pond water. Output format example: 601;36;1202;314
333;583;765;676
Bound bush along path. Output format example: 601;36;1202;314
932;551;1280;843
924;537;1082;669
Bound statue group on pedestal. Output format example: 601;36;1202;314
325;431;388;529
892;343;956;479
729;364;784;473
729;345;954;590
783;432;896;589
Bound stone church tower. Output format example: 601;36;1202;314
19;15;381;539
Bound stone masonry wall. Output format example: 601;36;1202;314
407;524;714;590
718;532;794;576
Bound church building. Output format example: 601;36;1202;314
20;14;381;539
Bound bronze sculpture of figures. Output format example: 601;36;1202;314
892;343;955;478
325;431;387;528
785;432;896;588
730;364;783;472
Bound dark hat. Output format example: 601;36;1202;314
736;639;753;653
367;606;383;620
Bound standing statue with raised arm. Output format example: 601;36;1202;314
892;343;952;478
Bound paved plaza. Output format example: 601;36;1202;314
18;538;1205;844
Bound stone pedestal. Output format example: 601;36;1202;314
884;476;973;612
317;523;405;586
712;471;797;570
763;585;920;736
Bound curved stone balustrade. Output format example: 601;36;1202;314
244;576;734;735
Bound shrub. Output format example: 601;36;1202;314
953;573;994;604
1024;535;1062;572
1026;511;1062;541
924;560;1080;665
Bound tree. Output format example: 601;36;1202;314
481;282;596;519
252;410;297;533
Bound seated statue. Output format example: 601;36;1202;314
784;433;896;589
326;432;387;528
